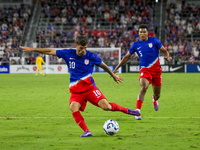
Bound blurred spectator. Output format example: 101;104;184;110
189;54;195;64
0;46;4;61
1;55;8;65
10;58;17;65
31;54;35;64
187;24;193;37
32;40;38;48
48;23;54;33
168;41;174;56
55;15;61;25
193;48;199;60
25;54;31;64
185;42;192;55
61;15;67;24
86;15;92;25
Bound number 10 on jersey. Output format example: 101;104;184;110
69;61;75;69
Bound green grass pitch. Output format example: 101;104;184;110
0;73;199;150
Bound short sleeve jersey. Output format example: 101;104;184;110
129;37;163;71
56;48;102;92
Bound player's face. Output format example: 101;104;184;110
139;28;148;42
75;44;88;57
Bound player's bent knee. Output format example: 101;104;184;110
70;102;81;112
99;103;112;111
140;86;148;93
101;105;111;111
98;99;112;111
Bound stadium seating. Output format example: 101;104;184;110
34;0;156;64
0;3;32;63
165;0;200;64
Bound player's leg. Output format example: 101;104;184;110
85;87;140;116
136;78;150;109
36;66;41;76
70;94;92;137
152;85;161;111
152;85;161;100
35;69;39;76
151;71;162;111
35;67;40;76
41;68;45;76
96;98;140;116
135;77;150;120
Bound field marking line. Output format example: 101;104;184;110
0;117;199;119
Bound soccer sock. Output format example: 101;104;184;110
72;111;89;132
152;96;157;102
35;70;39;75
41;70;45;75
136;100;143;110
109;102;128;113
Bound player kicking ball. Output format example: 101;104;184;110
20;34;140;137
113;24;170;120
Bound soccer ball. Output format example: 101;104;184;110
103;119;119;135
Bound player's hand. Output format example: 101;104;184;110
113;69;117;74
164;56;171;61
112;74;124;84
110;69;117;78
20;46;34;52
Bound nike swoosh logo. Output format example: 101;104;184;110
197;66;200;71
137;47;141;50
69;58;75;59
170;66;182;72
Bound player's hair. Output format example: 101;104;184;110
75;34;88;46
138;24;148;31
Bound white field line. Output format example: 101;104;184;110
0;117;199;119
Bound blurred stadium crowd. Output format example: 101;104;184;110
0;0;200;66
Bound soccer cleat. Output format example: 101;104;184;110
43;74;46;77
35;75;38;77
135;115;142;120
152;97;159;111
80;131;93;137
134;109;141;120
127;108;141;116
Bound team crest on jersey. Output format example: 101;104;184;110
149;43;153;48
84;59;89;65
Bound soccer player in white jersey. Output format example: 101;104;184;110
113;24;170;120
20;34;140;137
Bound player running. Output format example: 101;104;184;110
113;24;170;120
20;34;140;137
35;54;46;77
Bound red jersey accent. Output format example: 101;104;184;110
139;68;162;86
140;58;162;72
70;86;106;111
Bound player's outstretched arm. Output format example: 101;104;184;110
113;52;132;74
160;46;170;61
99;61;124;84
20;46;57;56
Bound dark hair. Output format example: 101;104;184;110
138;24;148;31
75;34;88;46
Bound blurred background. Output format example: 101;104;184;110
0;0;199;72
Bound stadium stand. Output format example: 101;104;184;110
165;0;200;64
1;0;199;65
0;1;32;64
33;0;157;65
